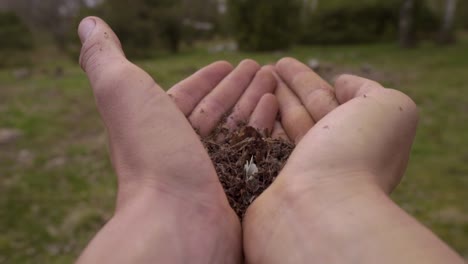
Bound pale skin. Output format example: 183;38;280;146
76;17;465;264
244;59;465;264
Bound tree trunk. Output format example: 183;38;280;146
301;0;318;24
399;0;417;48
311;0;318;11
438;0;458;45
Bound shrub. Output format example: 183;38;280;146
0;12;33;68
301;1;439;45
228;0;302;51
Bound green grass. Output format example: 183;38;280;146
1;39;468;262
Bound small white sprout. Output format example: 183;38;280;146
244;156;258;181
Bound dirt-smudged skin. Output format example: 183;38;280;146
202;126;294;218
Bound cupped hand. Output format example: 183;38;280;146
168;61;279;137
243;58;419;263
76;17;277;264
272;58;418;193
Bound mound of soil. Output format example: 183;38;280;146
202;126;294;218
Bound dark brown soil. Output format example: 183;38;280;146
202;126;294;219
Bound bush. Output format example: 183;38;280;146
228;0;302;51
67;0;184;59
0;12;33;68
458;1;468;29
301;1;439;45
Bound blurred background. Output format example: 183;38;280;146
0;0;467;262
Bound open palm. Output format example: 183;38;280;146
76;17;277;264
243;58;420;263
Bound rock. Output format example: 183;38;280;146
208;42;238;53
17;149;35;166
307;59;320;71
46;156;67;169
0;128;23;145
361;63;374;74
273;51;284;57
54;66;64;78
208;44;224;53
46;244;61;256
12;68;32;80
225;42;238;52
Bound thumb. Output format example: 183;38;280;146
76;17;222;208
76;16;171;180
78;16;127;85
77;16;160;126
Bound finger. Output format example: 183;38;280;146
271;121;290;142
334;74;384;104
248;94;278;135
167;61;234;116
225;66;277;130
79;17;126;82
189;59;261;137
275;75;314;144
276;57;339;122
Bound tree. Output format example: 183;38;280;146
301;0;319;22
3;0;85;50
82;0;184;56
399;0;417;48
301;2;400;45
180;0;220;45
81;0;220;56
228;0;302;51
0;11;34;67
437;0;457;44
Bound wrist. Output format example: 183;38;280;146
244;171;386;263
80;186;242;264
245;170;464;264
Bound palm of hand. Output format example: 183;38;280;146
242;58;418;263
270;58;418;194
76;17;277;263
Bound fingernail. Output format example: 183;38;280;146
78;18;96;44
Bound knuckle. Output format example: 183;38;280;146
291;71;310;87
92;64;132;102
168;90;193;116
305;88;336;111
190;97;227;131
202;98;226;116
79;40;103;72
284;106;312;128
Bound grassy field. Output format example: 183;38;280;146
1;38;468;263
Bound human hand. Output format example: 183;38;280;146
167;61;279;137
75;17;276;264
243;58;421;263
272;58;419;194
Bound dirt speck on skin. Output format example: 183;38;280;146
202;125;294;218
